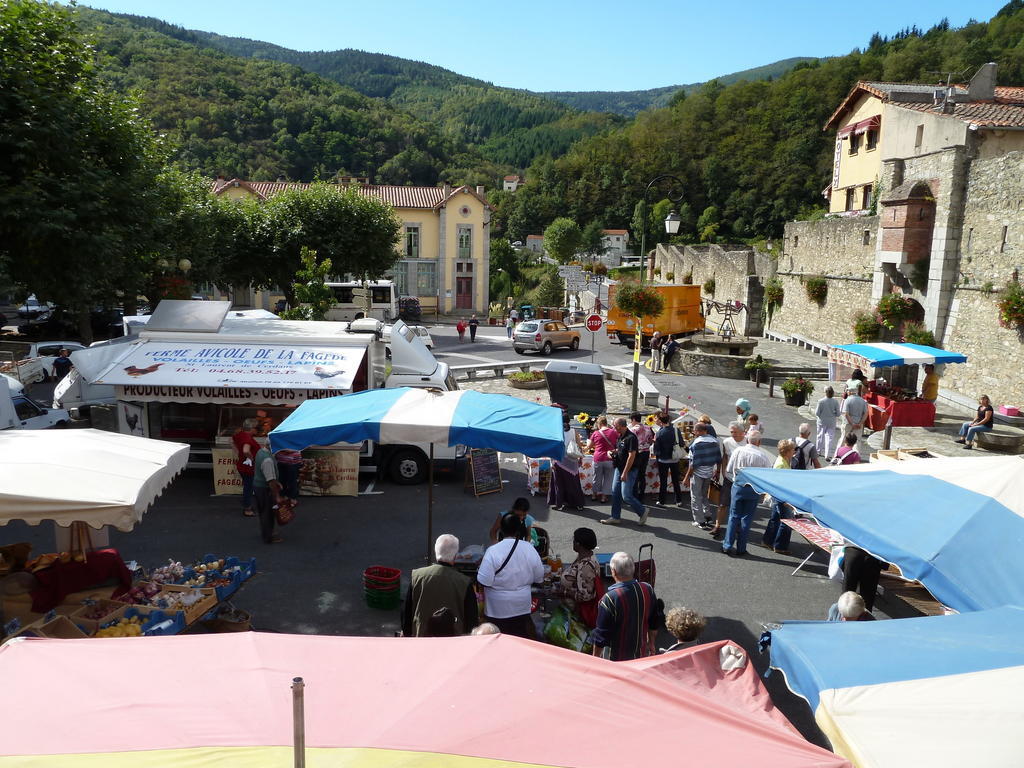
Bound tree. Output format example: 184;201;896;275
280;248;335;320
225;183;402;307
697;206;721;243
542;217;583;264
536;270;566;307
0;0;169;341
580;221;607;263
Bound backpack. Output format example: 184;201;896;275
791;439;811;470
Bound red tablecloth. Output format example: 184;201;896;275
865;393;935;429
29;548;132;613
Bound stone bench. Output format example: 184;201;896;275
788;333;831;357
974;426;1024;454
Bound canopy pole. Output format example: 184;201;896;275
291;676;305;768
426;443;434;562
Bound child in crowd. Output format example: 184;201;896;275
746;413;764;437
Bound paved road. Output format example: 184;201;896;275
6;325;925;750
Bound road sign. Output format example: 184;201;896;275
565;280;587;292
557;265;583;277
585;314;603;333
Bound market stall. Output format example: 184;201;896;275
736;455;1024;613
767;606;1024;768
0;632;851;768
827;342;967;428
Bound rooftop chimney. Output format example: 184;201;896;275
943;87;956;114
968;62;997;102
475;185;485;196
442;183;452;196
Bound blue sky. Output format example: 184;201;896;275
76;0;1009;91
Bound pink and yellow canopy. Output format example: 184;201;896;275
0;632;849;767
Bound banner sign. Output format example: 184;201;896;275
117;385;348;406
96;341;364;392
212;447;359;496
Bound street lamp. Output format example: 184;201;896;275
637;174;685;283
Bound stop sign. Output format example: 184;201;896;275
585;314;603;333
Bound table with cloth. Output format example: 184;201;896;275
864;392;935;430
525;454;661;497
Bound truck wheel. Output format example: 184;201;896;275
569;337;579;351
541;341;553;356
389;448;428;485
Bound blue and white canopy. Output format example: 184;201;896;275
769;607;1024;768
269;387;565;458
737;456;1024;613
830;342;967;368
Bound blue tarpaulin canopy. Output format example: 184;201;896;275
736;456;1024;613
829;342;967;368
768;607;1024;767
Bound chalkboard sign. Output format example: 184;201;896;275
465;448;502;497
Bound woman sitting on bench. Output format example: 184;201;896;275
955;394;994;450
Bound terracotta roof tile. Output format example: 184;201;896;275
602;229;628;235
893;100;1024;128
210;180;491;210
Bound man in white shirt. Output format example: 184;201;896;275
710;422;747;540
721;432;773;557
477;512;545;638
841;388;868;441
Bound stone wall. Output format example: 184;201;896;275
772;217;876;343
941;150;1024;407
652;243;769;336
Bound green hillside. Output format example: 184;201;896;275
540;57;818;116
73;7;489;184
91;11;623;170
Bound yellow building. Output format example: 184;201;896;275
824;64;1024;214
211;177;492;314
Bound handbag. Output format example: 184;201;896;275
565;436;582;459
275;501;296;526
706;480;722;505
670;428;686;462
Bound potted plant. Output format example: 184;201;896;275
781;376;814;407
763;278;784;318
997;280;1024;329
852;311;882;342
702;277;716;297
665;271;675;281
507;370;546;390
804;275;827;306
744;354;771;382
875;293;914;330
902;321;937;347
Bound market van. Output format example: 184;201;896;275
69;301;460;491
604;284;704;349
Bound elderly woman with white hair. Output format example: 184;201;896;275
827;591;877;622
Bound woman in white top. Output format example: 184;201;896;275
814;385;840;460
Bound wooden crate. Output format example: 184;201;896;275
152;584;218;625
36;615;91;639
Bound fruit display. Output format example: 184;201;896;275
95;616;144;638
77;601;124;621
118;582;162;606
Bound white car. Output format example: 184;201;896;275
1;374;24;395
16;296;53;320
382;324;433;348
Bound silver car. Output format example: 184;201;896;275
513;320;580;355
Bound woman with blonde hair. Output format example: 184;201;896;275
760;439;796;555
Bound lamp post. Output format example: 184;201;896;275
637;175;685;283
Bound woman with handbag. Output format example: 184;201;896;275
587;415;617;503
548;413;587;511
653;413;684;505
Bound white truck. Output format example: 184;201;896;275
0;339;85;385
0;376;71;430
69;301;460;484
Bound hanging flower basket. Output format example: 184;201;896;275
997;281;1024;329
875;293;914;330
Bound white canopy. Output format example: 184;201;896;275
0;429;188;531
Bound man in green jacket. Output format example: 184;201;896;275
402;534;478;636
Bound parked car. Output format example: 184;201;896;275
16;296;53;320
513;320;580;355
382;324;433;349
1;374;24;395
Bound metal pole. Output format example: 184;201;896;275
630;325;641;412
768;376;776;398
291;677;305;768
883;424;893;450
426;443;434;562
638;198;647;284
590;326;595;365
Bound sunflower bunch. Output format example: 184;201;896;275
644;413;658;426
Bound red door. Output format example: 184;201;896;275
456;277;472;309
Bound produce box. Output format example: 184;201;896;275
999;405;1020;417
201;554;257;581
124;606;186;636
151;584;217;625
70;598;130;625
36;615;91;639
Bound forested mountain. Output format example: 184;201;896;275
541;57;817;116
73;8;492;184
494;3;1024;242
90;10;623;170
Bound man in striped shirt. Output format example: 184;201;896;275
591;552;663;660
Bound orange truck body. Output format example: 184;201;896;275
605;284;704;348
